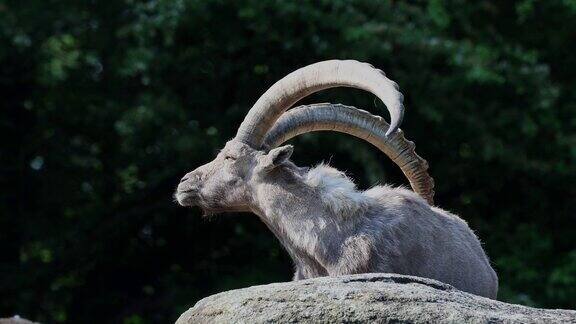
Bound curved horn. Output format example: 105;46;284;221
263;103;435;204
236;60;404;148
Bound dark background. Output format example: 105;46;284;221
1;0;575;323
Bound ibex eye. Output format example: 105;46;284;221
225;156;236;161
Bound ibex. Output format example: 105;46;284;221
175;60;498;299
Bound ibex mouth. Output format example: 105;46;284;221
175;192;225;216
174;190;198;207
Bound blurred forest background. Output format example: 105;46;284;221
1;0;575;322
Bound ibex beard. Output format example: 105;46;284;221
175;60;498;299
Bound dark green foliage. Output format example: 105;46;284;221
1;0;574;322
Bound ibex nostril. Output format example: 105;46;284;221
180;176;189;183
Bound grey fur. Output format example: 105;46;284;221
175;140;498;299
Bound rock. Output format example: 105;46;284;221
0;316;37;324
176;273;576;324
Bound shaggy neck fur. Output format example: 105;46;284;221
248;163;376;278
250;163;374;220
302;163;372;217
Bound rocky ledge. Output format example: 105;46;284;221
176;273;576;324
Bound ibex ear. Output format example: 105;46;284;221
264;145;293;168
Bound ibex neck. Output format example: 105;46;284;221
250;175;322;238
249;170;333;275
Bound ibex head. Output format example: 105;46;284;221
175;139;294;214
175;60;435;215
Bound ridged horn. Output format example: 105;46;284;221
236;60;404;148
263;103;435;205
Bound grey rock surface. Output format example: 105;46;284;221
176;273;576;324
0;316;37;324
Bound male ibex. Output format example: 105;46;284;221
175;60;498;299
